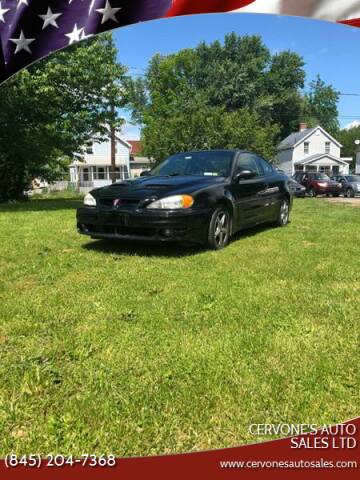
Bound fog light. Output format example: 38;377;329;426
159;228;173;238
79;223;89;233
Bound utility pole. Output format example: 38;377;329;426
355;140;360;174
110;102;116;183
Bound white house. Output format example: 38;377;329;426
69;132;131;189
128;140;154;178
277;123;352;176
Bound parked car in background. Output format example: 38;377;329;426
288;178;306;197
77;150;292;250
331;175;360;198
293;172;342;197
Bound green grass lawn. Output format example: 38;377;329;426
0;195;359;456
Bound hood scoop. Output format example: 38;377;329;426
143;184;170;189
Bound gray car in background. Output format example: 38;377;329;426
332;175;360;198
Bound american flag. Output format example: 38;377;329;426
0;0;172;82
1;0;360;84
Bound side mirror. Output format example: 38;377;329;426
234;170;257;182
140;170;151;177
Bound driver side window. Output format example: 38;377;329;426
235;153;262;177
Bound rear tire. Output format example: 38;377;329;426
207;207;231;250
275;198;290;227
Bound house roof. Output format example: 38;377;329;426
128;140;142;155
278;126;342;151
90;124;132;149
278;128;316;150
295;154;349;166
130;156;152;165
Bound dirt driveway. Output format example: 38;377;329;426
325;197;360;207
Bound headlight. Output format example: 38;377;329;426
84;193;96;207
317;182;327;187
146;195;194;209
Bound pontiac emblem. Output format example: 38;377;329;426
113;199;121;207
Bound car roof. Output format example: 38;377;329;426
175;149;243;155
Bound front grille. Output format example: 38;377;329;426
99;198;139;209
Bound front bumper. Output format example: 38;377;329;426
315;186;341;194
77;206;212;244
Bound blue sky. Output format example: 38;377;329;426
114;13;360;139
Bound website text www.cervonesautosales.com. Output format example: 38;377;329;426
219;459;358;470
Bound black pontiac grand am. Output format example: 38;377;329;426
77;150;292;250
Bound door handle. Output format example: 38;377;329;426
258;185;279;196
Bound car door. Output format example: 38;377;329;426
256;156;282;221
338;176;346;192
229;152;268;230
301;173;310;189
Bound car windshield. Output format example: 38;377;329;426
313;173;330;180
346;176;360;182
149;151;234;177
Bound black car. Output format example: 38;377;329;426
332;175;360;198
288;178;306;198
77;150;292;250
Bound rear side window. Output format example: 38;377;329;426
235;153;262;177
256;157;274;176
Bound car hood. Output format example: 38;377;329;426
93;175;226;201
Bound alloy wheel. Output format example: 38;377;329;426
279;200;289;226
214;211;230;248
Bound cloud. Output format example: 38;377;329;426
121;123;141;140
344;120;360;130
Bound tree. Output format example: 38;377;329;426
0;33;128;201
264;51;306;137
302;75;340;135
337;125;360;170
142;94;280;162
131;34;310;162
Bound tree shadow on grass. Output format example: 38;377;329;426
81;224;274;258
0;198;82;212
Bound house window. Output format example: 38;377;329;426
304;142;310;154
93;166;106;180
325;142;330;154
305;165;317;172
86;141;93;155
120;165;130;179
319;166;331;174
295;165;304;172
82;167;90;182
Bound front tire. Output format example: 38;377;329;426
346;188;354;198
275;198;290;227
309;187;317;197
207;207;231;250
